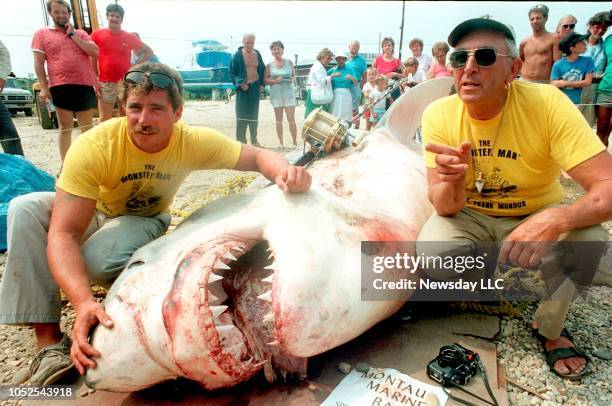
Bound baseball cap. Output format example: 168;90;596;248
558;33;590;54
448;15;516;47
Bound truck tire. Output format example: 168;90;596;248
24;108;33;117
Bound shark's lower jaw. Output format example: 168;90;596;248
163;237;306;388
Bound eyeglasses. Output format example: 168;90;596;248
562;24;576;29
449;47;510;69
123;70;176;88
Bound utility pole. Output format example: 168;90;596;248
398;0;406;60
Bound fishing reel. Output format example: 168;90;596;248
295;108;355;167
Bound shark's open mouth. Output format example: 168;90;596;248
164;238;306;384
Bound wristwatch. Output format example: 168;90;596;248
67;32;75;38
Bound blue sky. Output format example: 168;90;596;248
2;1;607;76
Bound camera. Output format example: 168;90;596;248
427;343;479;387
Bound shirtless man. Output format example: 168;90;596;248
519;4;555;82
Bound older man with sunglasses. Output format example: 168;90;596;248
0;62;311;385
418;17;611;381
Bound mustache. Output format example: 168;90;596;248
135;125;157;134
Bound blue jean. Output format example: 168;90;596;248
0;100;24;155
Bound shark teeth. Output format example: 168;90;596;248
261;274;274;284
263;312;275;323
208;279;228;305
223;251;238;261
267;340;279;346
257;291;272;303
208;273;223;284
210;305;228;319
213;259;231;270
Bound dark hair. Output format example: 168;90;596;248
381;37;395;49
106;3;125;19
46;0;71;13
404;57;419;68
270;41;284;50
528;4;549;18
409;38;424;48
120;62;184;112
588;11;611;27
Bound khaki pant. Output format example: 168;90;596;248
0;192;170;324
579;82;598;128
417;205;608;340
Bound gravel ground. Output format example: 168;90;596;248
0;100;610;405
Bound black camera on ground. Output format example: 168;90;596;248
427;343;479;387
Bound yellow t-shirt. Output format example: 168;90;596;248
422;81;605;216
57;118;242;217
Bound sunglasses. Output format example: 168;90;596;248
562;24;576;29
449;47;510;68
123;70;176;88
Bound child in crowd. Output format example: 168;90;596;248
368;76;391;127
427;41;452;79
551;33;594;105
402;57;426;91
362;67;377;130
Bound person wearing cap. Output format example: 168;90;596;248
580;11;610;129
0;62;311;385
419;16;611;380
327;50;359;122
551;33;594;105
519;4;555;83
594;10;612;147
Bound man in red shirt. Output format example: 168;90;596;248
91;3;152;121
32;0;98;162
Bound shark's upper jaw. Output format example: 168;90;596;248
162;236;306;387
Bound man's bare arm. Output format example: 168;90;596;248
499;151;612;267
47;188;114;374
424;142;472;216
134;42;153;64
233;145;311;193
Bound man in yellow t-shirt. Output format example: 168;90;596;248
0;62;311;385
419;17;611;380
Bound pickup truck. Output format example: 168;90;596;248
0;77;34;117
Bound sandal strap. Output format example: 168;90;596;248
545;346;589;367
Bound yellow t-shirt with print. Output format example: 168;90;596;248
422;81;605;217
57;118;241;217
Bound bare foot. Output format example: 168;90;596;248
533;322;587;376
544;336;587;376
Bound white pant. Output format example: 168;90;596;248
330;88;353;122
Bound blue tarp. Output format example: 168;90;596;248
0;154;55;252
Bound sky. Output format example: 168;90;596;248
1;1;608;77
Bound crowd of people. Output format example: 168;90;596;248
0;0;610;392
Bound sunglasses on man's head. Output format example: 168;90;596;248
123;70;176;88
449;47;510;69
562;23;576;29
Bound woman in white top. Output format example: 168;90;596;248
264;41;297;146
305;48;338;118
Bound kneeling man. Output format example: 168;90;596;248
0;62;311;385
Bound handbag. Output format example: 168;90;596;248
310;81;333;105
